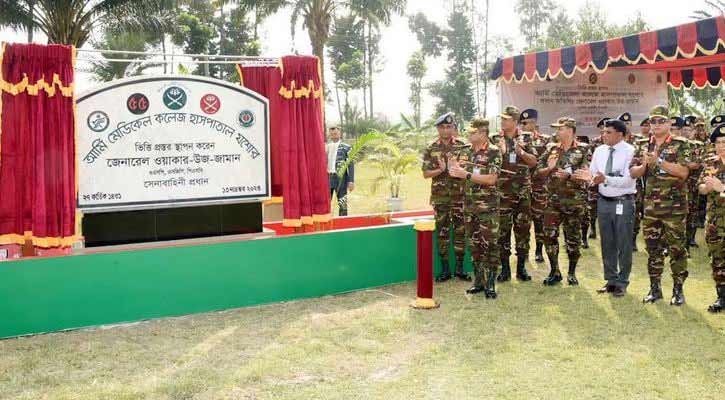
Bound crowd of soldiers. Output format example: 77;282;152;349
422;105;725;312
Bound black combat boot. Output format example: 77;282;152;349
688;230;699;248
589;218;597;239
670;283;686;306
567;260;579;286
543;254;562;286
497;257;511;282
466;263;485;294
454;256;471;281
708;286;725;313
581;225;589;248
485;269;497;299
516;256;532;281
642;278;663;303
535;242;545;263
435;259;452;282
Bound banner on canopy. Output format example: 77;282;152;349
76;75;270;212
499;69;668;137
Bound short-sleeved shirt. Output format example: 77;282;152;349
461;142;502;211
631;134;691;216
490;129;537;194
537;141;590;205
422;137;468;204
698;156;725;224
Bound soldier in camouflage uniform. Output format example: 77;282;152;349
536;117;590;285
490;106;539;282
682;116;705;251
633;117;652;251
422;112;471;282
630;105;691;306
583;118;608;246
448;120;502;298
521;109;551;263
698;124;725;312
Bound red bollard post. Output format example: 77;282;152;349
411;219;439;309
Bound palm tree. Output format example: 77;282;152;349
0;0;169;47
290;0;338;89
348;0;406;117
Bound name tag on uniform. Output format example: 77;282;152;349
616;203;624;215
509;153;517;164
473;167;481;175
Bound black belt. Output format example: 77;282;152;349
599;194;634;201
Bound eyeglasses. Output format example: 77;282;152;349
649;118;668;125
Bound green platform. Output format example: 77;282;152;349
0;223;428;339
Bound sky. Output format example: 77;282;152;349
0;0;705;122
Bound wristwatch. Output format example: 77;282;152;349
466;172;472;181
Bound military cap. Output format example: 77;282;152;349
670;116;685;129
695;116;706;127
684;115;697;126
469;117;490;129
649;105;669;119
710;115;725;127
500;105;521;120
617;112;632;123
640;117;650;127
710;123;725;143
596;117;611;128
434;112;456;126
550;117;576;128
520;108;538;121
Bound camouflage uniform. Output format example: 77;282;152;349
699;155;725;289
461;142;502;288
538;139;590;283
492;130;537;263
422;138;468;266
632;135;691;287
584;135;605;240
627;133;645;246
687;139;705;249
530;131;552;256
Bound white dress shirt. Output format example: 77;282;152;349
326;141;340;173
589;139;636;197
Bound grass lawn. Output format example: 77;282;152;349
2;164;725;399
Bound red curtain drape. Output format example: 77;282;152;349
0;43;77;248
236;65;284;196
238;56;331;227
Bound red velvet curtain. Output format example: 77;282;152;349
0;43;77;248
237;65;284;196
238;56;331;227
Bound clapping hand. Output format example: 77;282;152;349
572;168;592;182
591;172;606;185
437;157;446;171
447;159;468;179
643;152;658;168
705;176;725;192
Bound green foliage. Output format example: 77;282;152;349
669;86;725;118
515;0;555;52
407;51;427;128
88;29;158;81
408;12;445;57
691;0;725;19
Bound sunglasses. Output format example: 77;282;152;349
649;118;668;125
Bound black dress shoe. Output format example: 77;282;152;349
455;272;472;281
435;272;452;282
466;285;485;294
597;284;616;294
612;287;626;297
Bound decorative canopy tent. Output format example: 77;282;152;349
490;15;725;89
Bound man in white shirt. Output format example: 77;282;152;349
326;127;354;216
587;119;637;297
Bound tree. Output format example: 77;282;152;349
88;29;156;81
435;9;477;123
290;0;338;89
408;12;445;58
327;15;366;130
514;0;555;52
545;10;578;49
575;0;609;42
348;0;407;117
0;0;168;47
691;0;725;19
407;51;427;128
